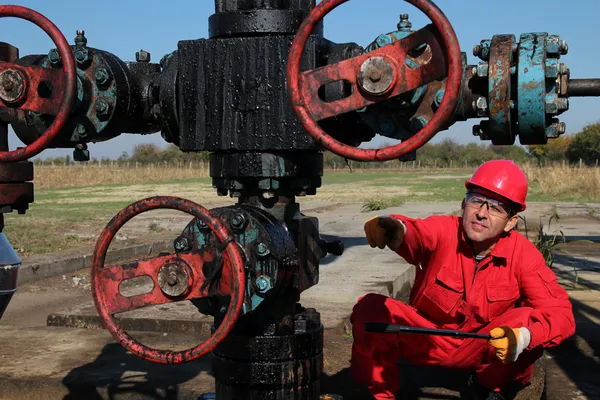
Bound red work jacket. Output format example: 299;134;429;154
391;214;575;350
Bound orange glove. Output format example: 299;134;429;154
488;326;531;363
364;216;406;251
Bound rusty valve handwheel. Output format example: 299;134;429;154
287;0;462;161
0;6;76;162
91;196;246;364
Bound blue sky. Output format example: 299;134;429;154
2;0;600;159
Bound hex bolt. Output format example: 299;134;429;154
74;124;87;139
75;48;89;65
545;94;559;114
476;62;489;78
255;276;271;293
230;213;247;231
557;97;569;111
375;34;392;47
197;219;208;229
48;48;61;65
472;124;482;137
475;40;490;60
410;116;429;133
136;49;151;63
95;99;110;116
475;97;488;117
545;59;558;79
173;236;191;252
256;242;270;257
558;63;570;77
95;68;110;86
559;40;569;55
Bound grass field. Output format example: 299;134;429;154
3;164;599;257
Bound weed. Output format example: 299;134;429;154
361;197;404;212
148;221;166;233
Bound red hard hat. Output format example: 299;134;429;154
465;160;528;212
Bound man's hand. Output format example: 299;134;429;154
364;216;406;251
488;326;531;363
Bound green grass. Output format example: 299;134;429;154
5;169;600;257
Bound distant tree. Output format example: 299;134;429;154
566;123;600;165
130;143;163;164
528;136;572;163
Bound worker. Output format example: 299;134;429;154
350;160;575;400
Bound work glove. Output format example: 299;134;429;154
488;326;531;364
364;216;406;251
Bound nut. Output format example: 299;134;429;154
475;97;488;117
136;49;151;63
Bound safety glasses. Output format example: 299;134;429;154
464;192;513;218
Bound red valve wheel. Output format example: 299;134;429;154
91;196;246;364
287;0;462;161
0;5;76;163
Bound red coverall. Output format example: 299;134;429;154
350;215;576;399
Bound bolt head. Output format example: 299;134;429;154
136;49;151;63
94;68;109;85
255;276;271;293
434;90;445;107
230;213;247;230
559;40;569;55
75;48;89;64
545;94;559;114
476;62;489;78
473;45;481;57
95;99;110;115
74;124;87;138
476;97;488;117
256;242;270;257
48;48;61;64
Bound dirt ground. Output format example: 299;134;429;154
1;201;599;399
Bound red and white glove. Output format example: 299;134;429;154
488;326;531;363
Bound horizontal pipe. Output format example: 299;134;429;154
567;79;600;97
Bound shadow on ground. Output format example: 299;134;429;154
62;343;212;399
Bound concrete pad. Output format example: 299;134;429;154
47;301;213;336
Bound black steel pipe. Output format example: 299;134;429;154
364;322;492;339
567;79;600;97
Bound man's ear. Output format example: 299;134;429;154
504;214;519;233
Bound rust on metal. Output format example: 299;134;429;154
0;64;68;114
487;34;515;144
0;42;19;62
91;196;246;364
0;5;76;163
287;0;462;162
0;162;33;182
298;25;446;121
0;182;33;207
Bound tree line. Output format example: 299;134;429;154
34;122;600;168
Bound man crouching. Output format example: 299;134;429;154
350;160;575;400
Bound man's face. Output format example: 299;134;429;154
461;188;519;244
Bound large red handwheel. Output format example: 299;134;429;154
287;0;462;161
0;5;76;162
90;196;246;364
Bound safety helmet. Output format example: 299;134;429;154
465;160;528;212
